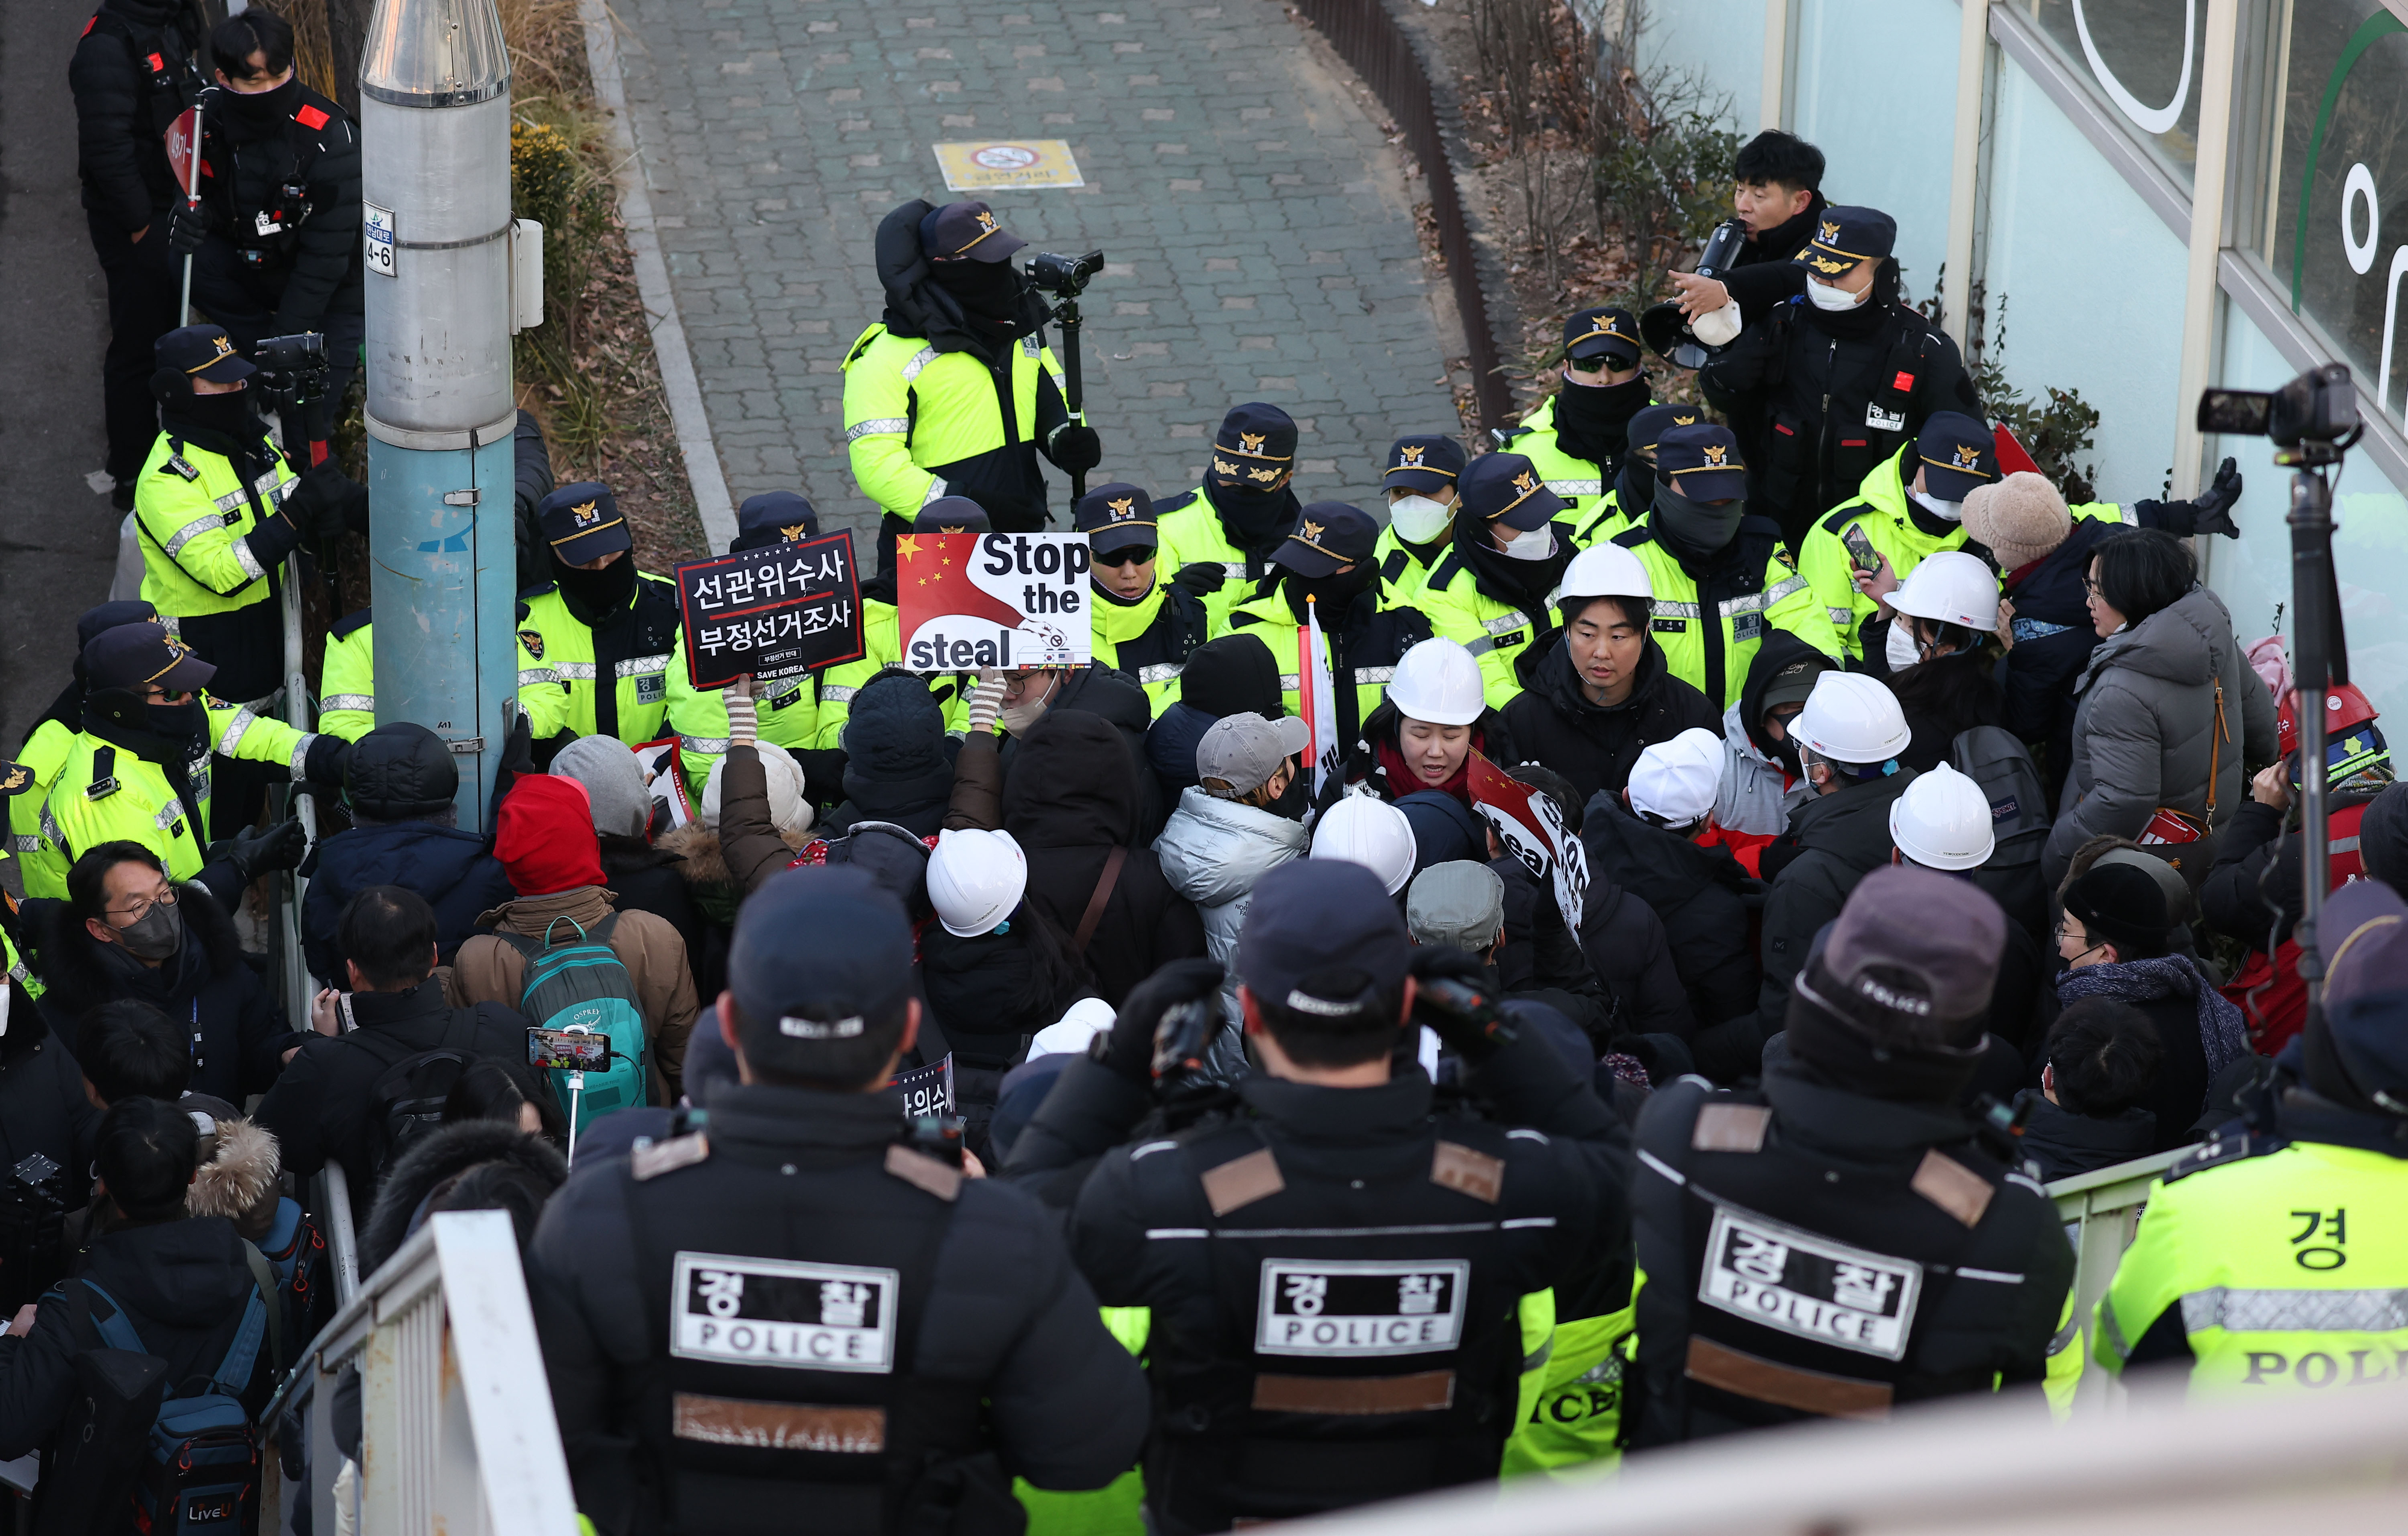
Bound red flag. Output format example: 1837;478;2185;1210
1466;750;1589;931
896;533;1025;630
165;108;200;194
1992;423;2041;478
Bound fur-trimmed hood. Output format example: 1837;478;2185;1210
659;821;807;892
187;1116;282;1242
358;1119;568;1278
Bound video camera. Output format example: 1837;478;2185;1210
2197;363;2360;459
249;330;330;412
1026;249;1105;299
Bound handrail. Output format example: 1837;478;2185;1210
2043;1145;2188;1414
320;1158;362;1309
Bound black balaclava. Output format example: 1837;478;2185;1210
222;76;302;133
1283;563;1377;623
157;376;268;452
554;553;638;624
1650;477;1745;565
1553;376;1651;467
931;261;1029;342
1206;479;1302;559
1459;517;1575;617
1614;454;1656;518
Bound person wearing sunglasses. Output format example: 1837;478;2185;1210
1491;307;1652;536
1072;483;1209;718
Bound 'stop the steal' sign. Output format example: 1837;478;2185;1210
898;532;1093;671
675;532;865;690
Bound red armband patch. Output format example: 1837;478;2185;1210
1773;423;1795;436
1893;372;1916;393
83;16;97;35
296;104;330;130
1841;440;1868;448
146;52;165;71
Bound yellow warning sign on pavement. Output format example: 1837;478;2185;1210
932;140;1085;191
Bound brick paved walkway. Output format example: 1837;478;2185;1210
610;0;1465;537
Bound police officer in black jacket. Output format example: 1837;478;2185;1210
70;0;208;505
1700;207;1979;549
527;866;1149;1536
167;11;363;441
1005;860;1628;1534
1628;865;2073;1444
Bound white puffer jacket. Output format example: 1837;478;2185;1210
1153;785;1311;1033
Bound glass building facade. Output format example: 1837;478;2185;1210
1637;0;2408;709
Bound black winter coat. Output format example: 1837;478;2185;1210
358;1119;567;1278
1492;857;1610;1036
1574;876;1698;1045
1002;662;1166;845
252;977;531;1219
2199;792;2386;953
0;978;101;1239
0;1215;274;1459
70;0;202;231
28;884;287;1104
302;819;516;984
194;80;364;328
1582;797;1760;1042
1755;772;1920;1039
1993;516;2118;802
1865;636;2006;774
2011;1090;2156;1184
1502;634;1719;811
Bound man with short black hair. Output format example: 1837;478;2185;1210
1007;859;1628;1531
2014;999;2162;1181
528;866;1148;1534
75;998;231;1119
1730;129;1829;267
253;886;529;1216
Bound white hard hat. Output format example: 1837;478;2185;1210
1627;727;1725;827
1310;794;1418;895
1557;542;1654;602
1888;551;2001;632
702;747;814;838
1029;997;1117;1058
1888;761;1996;870
926;827;1028;936
1384;637;1486;727
1791;671;1910;765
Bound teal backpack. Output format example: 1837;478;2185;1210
501;913;650;1131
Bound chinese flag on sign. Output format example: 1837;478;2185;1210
896;533;1025;630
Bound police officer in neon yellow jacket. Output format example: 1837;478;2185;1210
1154;403;1306;632
1795;412;2000;664
664;492;847;801
29;625;306;908
314;608;566;745
1075;483;1209;717
2096;880;2408;1394
1371;434;1466;610
842;199;1100;574
815;498;990;750
1609;423;1839;709
1493;306;1652;536
1227;502;1433;741
515;482;683;751
1566;402;1702;547
132;326;351;707
1415;452;1583;710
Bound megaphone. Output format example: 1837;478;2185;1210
1642;217;1751;369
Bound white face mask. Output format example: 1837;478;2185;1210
1885;620;1925;673
1909;488;1964;522
1805;276;1869;312
1498;524;1556;561
1389;494;1454;544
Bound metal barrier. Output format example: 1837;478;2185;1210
268;1208;576;1535
2041;1145;2185;1413
1288;0;1522;430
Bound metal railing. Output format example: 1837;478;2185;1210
2043;1146;2186;1414
268;1208;576;1535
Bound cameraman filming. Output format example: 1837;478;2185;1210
1003;859;1629;1533
166;11;363;447
843;199;1100;575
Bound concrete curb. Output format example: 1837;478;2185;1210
577;0;739;551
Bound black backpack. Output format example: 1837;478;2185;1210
1949;726;2050;869
362;1010;486;1186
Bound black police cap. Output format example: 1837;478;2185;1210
1915;411;1999;501
83;623;216;695
920;201;1028;264
1209;402;1297;490
1459;452;1565;532
1383;434;1466;493
1274;502;1378;577
732;491;819;553
1797;206;1898;277
1073;482;1158;556
536;482;631;566
155;325;255;384
1563;306;1642;367
914;496;992;535
1656;423;1748;502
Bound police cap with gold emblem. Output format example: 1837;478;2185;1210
1206;402;1297;492
731;491;820;553
1795;205;1896;277
1655;423;1749;503
1624;403;1702;468
1273;502;1377;577
919;200;1028;264
1382;434;1467;494
1914;411;1999;502
537;482;632;565
155;323;256;384
84;623;217;696
1562;305;1642;368
914;496;993;535
1459;452;1567;532
1073;482;1158;557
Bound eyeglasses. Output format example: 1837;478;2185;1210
2082;577;2105;597
1093;545;1157;568
107;886;178;925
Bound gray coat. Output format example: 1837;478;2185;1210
1153;786;1311;1074
2043;586;2277;887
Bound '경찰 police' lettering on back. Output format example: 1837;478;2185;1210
675;531;866;689
1254;1258;1469;1357
671;1252;899;1372
1699;1205;1922;1360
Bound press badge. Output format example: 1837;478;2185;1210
1255;1258;1469;1357
671;1252;899;1372
1865;402;1907;432
1699;1206;1920;1360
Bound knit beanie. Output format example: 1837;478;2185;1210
2359;782;2408;889
1962;471;2073;572
550;736;651;839
703;747;813;836
495;774;609;895
841;674;948;781
1179;633;1283;720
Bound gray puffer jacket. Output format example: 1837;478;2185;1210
1153;785;1310;1037
2043;586;2277;887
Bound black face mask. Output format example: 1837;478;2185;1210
1553;374;1650;466
554;555;639;621
1615;455;1655;517
1262;764;1312;822
1205;480;1300;558
168;390;261;441
146;697;208;745
1650;477;1745;562
931;261;1028;326
222;76;302;131
1286;563;1376;622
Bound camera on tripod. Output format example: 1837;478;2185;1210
1026;249;1105;299
2197;363;2360;458
250;330;330;411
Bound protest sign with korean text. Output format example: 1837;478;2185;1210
675;532;864;689
899;532;1093;671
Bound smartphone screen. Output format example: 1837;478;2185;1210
527;1027;610;1071
1842;523;1880;574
